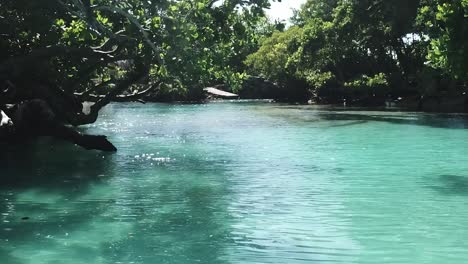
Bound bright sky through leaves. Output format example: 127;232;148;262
266;0;307;22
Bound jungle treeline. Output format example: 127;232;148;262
246;0;468;108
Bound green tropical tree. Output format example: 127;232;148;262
0;0;277;150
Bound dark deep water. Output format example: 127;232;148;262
1;102;468;264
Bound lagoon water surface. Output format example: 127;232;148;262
1;102;468;264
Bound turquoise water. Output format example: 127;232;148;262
1;102;468;264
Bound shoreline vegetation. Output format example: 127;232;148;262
1;0;467;151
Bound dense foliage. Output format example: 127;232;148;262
0;0;283;150
246;0;468;106
0;0;277;124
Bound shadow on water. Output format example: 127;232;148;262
1;142;238;263
0;137;114;192
259;104;468;129
101;149;236;264
325;120;369;128
429;175;468;196
0;248;22;264
0;141;237;263
0;107;240;263
0;138;116;264
316;111;468;129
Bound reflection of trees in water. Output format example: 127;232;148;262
266;104;468;129
317;112;468;129
259;105;468;129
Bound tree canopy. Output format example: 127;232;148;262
246;0;468;105
0;0;281;150
0;0;278;124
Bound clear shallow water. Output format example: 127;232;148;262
1;102;468;264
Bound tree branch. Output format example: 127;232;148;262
0;46;113;77
79;79;115;98
80;81;161;102
95;6;163;65
69;65;150;126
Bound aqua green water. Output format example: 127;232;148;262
1;102;468;264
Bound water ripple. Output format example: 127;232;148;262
1;102;468;264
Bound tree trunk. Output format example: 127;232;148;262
2;100;116;152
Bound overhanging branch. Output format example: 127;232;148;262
79;81;161;102
94;6;163;65
70;65;150;126
0;46;113;77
